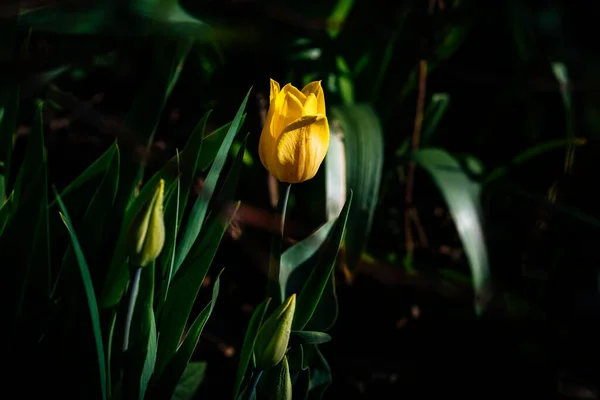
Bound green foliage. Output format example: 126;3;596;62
1;35;250;398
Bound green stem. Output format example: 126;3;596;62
267;183;292;305
122;267;142;352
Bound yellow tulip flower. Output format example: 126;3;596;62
259;79;330;183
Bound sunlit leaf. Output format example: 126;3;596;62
413;148;492;315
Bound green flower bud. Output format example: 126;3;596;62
126;179;165;267
263;355;292;400
254;294;296;370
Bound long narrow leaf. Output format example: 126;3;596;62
150;271;223;400
233;298;271;399
172;89;251;274
155;203;240;376
54;189;107;400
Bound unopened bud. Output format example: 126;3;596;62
263;355;292;400
126;179;165;267
254;294;296;369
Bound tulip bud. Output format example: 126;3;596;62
262;356;292;400
254;294;296;370
258;79;330;183
126;179;166;267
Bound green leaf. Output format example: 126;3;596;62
198;116;246;172
292;192;352;331
290;331;331;346
233;298;271;399
140;310;157;400
413;148;492;315
49;141;118;207
304;272;338;332
307;346;331;400
52;144;120;299
214;134;248;209
172;362;207;400
9;102;47;325
157;112;209;300
281;220;336;301
328;105;383;278
172;88;250;275
150;271;223;400
129;0;213;39
155;204;239;377
327;0;355;38
54;189;107;400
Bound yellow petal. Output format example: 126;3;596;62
258;122;275;174
269;78;280;103
274;115;330;183
303;93;318;116
282;83;307;104
301;80;325;115
270;87;304;138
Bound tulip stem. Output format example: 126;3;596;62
122;267;142;352
267;183;292;304
279;183;292;237
244;369;263;400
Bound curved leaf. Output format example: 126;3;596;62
413;148;492;315
328;105;383;279
292;192;352;331
54;190;107;400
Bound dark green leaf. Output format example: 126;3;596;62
172;88;250;275
413;148;492;315
157;112;209;301
155;204;239;377
54;189;107;400
328;105;383;277
172;362;207;400
150;271;223;400
292;192;352;331
233;298;271;399
10;102;47;325
307;346;331;400
290;331;331;346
